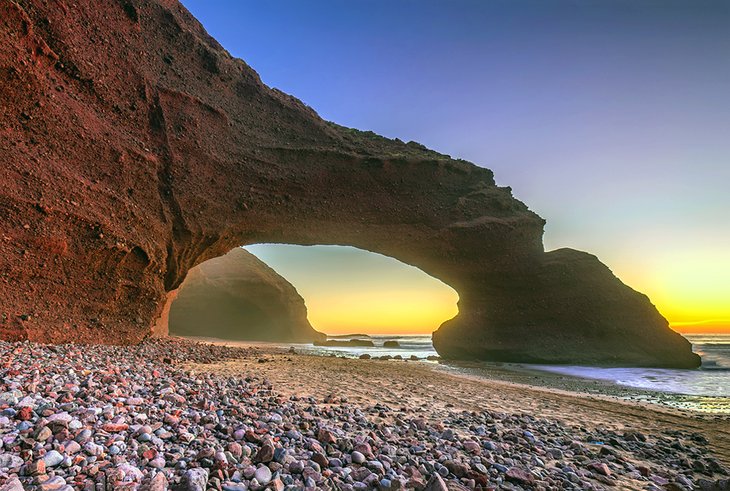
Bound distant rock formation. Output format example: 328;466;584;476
314;339;375;347
168;248;323;343
0;0;699;367
383;341;400;348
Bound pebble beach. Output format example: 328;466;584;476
1;339;729;491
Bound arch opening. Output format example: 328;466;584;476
166;245;459;343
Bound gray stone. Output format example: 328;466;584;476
43;450;64;467
181;468;209;491
254;465;272;485
0;454;23;470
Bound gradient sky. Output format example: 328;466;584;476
246;245;458;335
183;0;730;334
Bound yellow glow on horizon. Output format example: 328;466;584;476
245;245;460;336
306;289;459;335
611;246;730;335
247;244;729;337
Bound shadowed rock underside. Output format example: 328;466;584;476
0;0;699;367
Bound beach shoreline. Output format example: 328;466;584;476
1;338;728;490
191;344;730;462
185;335;730;416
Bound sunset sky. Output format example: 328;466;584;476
246;245;459;335
183;0;729;335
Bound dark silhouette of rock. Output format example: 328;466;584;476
383;340;400;348
168;248;323;342
433;249;700;367
314;339;375;347
0;0;699;367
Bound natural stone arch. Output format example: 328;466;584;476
0;0;698;367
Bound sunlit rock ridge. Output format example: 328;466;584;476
0;0;699;367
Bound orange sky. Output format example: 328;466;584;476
670;321;730;334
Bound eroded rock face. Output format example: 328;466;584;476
0;0;699;366
433;249;700;367
168;248;323;343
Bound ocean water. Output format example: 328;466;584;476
291;333;730;413
291;335;437;359
531;334;730;398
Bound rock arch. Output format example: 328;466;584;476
0;0;698;367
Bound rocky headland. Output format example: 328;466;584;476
0;0;698;366
167;248;323;343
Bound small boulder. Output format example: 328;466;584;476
180;468;208;491
423;474;448;491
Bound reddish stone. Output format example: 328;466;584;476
590;462;611;476
142;449;157;460
317;427;336;445
311;453;328;468
253;440;275;463
354;442;374;459
244;430;261;443
16;406;33;421
506;467;535;485
102;423;128;432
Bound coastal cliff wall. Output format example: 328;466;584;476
168;248;323;343
0;0;699;367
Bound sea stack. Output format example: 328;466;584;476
432;249;700;368
167;248;324;343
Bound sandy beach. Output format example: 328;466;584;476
195;347;730;449
190;343;730;489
